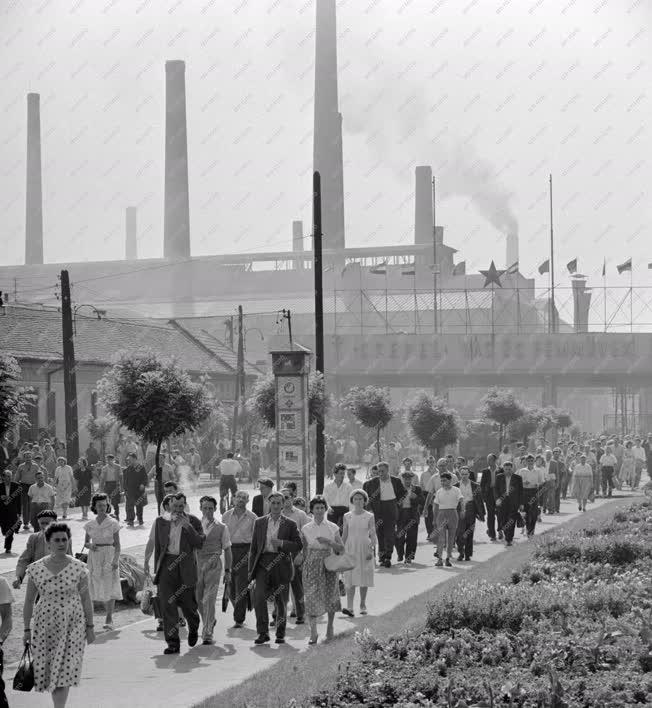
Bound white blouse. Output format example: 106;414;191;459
302;519;339;549
84;516;120;544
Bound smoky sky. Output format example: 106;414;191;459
0;0;649;286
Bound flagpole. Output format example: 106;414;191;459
630;265;633;334
414;270;418;334
385;269;389;335
432;176;438;335
549;174;556;334
603;260;607;333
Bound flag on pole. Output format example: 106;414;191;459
566;258;578;274
452;261;466;276
538;259;550;275
506;261;519;275
617;258;632;274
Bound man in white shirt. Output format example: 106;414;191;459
498;445;512;468
599;446;617;498
27;470;55;532
423;458;459;517
219;452;241;508
433;473;463;567
519;454;543;538
346;467;363;491
323;464;353;531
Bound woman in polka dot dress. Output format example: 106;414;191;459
23;521;95;708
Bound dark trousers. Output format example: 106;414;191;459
374;501;398;563
522;488;539;536
601;466;614;497
125;493;144;524
327;506;348;533
253;552;289;639
424;505;434;536
553;481;562;513
104;481;120;520
560;471;570;499
395;508;419;561
456;502;476;558
484;490;497;539
230;544;251;624
0;515;19;551
289;565;305;620
30;502;50;532
19;484;31;527
158;553;200;649
220;475;238;497
498;503;519;543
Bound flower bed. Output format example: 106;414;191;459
307;501;652;707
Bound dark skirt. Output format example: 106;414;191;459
74;469;93;506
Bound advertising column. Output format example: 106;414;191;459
272;348;311;499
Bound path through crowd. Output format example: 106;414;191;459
7;491;632;708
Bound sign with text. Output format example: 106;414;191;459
272;349;311;500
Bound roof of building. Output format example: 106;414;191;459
0;305;261;376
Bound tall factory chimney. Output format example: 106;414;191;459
164;60;191;259
314;0;345;265
571;275;592;333
125;207;137;260
506;232;519;268
414;166;433;265
292;220;304;270
25;93;43;265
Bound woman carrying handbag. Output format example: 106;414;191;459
301;495;346;645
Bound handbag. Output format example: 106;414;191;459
139;580;155;616
74;543;88;564
13;646;34;692
324;552;356;573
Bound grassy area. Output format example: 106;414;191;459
194;496;635;708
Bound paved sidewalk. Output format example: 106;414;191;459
7;494;629;708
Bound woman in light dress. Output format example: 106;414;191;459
342;489;376;617
54;456;75;520
571;453;594;512
619;441;636;488
301;495;343;645
82;493;122;630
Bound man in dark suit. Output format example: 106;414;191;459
480;453;500;541
248;491;302;645
494;461;524;547
395;470;424;564
0;470;21;553
362;461;406;568
123;452;148;527
144;492;205;654
455;466;485;561
252;477;274;517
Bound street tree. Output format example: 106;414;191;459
97;353;211;498
0;354;35;441
478;387;524;449
507;405;546;446
344;386;393;461
84;414;116;459
251;371;329;429
554;409;573;435
406;392;462;457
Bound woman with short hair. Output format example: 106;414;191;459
23;522;95;708
301;495;343;644
341;489;376;617
83;493;122;631
73;457;94;521
53;457;74;520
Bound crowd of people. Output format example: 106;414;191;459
0;428;647;707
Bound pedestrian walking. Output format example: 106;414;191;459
495;461;524;547
248;492;302;645
27;470;55;532
479;454;499;541
222;491;256;629
13;511;71;588
123;452;148;527
600;446;617;498
455;466;485;560
83;493;122;631
144;492;205;654
571;454;594;512
395;470;424;564
14;450;38;530
23;522;95;708
323;464;352;532
99;453;123;521
196;496;232;645
362;461;405;568
519;454;545;537
73;457;94;521
53;456;74;520
301;496;343;645
218;453;241;510
342;489;375;617
0;470;21;554
433;472;463;566
281;488;310;624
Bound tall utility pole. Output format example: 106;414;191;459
313;171;325;494
549;174;556;334
230;306;244;452
60;270;79;464
432;176;438;335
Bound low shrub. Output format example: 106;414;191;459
307;502;652;707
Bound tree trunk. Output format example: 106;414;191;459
376;426;381;461
154;438;163;509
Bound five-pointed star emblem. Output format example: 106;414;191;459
479;261;505;288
